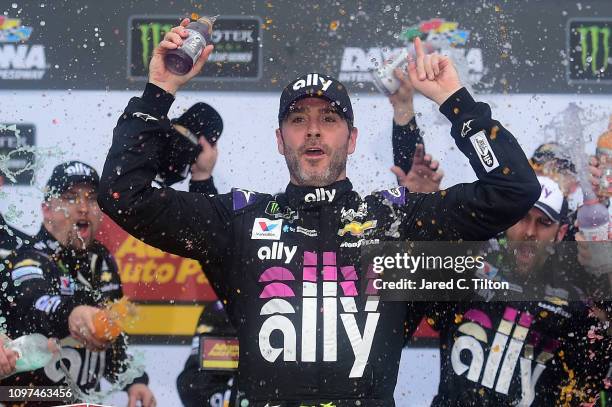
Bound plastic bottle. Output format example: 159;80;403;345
596;115;612;197
577;188;610;274
92;297;135;341
1;333;57;378
577;188;609;241
164;16;215;75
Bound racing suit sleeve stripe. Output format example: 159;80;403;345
392;117;423;174
402;87;540;241
98;84;233;262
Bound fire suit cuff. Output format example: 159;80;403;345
142;83;175;118
123;372;149;391
392;116;418;133
189;177;218;195
439;87;476;124
50;307;72;338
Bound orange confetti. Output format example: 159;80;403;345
490;126;499;139
191;13;199;20
329;20;340;31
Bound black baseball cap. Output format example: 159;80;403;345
171;102;223;144
530;142;576;174
278;73;354;127
44;161;100;199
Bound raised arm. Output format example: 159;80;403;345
389;66;422;173
395;38;540;241
189;136;219;195
98;19;232;261
389;61;443;193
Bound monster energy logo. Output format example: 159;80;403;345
577;25;611;74
265;201;280;215
138;22;173;69
129;16;262;80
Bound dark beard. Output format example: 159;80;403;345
284;143;348;187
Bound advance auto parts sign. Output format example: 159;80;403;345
0;16;47;80
128;15;262;81
97;217;217;340
568;18;612;83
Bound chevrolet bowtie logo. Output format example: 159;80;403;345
337;220;376;237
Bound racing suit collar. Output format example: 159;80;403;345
36;226;63;253
37;226;94;281
36;226;89;260
284;178;353;208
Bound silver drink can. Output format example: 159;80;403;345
371;49;410;96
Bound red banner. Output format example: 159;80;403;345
97;216;216;303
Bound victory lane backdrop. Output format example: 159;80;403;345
0;2;611;405
127;15;262;81
2;0;612;93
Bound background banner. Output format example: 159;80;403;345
1;0;612;93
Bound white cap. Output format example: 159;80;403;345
534;176;566;223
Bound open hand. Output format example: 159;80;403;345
391;144;444;193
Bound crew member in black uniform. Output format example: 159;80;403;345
425;175;606;406
4;161;155;406
0;173;30;379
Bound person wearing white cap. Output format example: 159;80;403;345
504;176;569;275
425;176;606;406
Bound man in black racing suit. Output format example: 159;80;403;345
424;175;606;406
98;26;540;406
173;74;439;406
3;161;153;406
